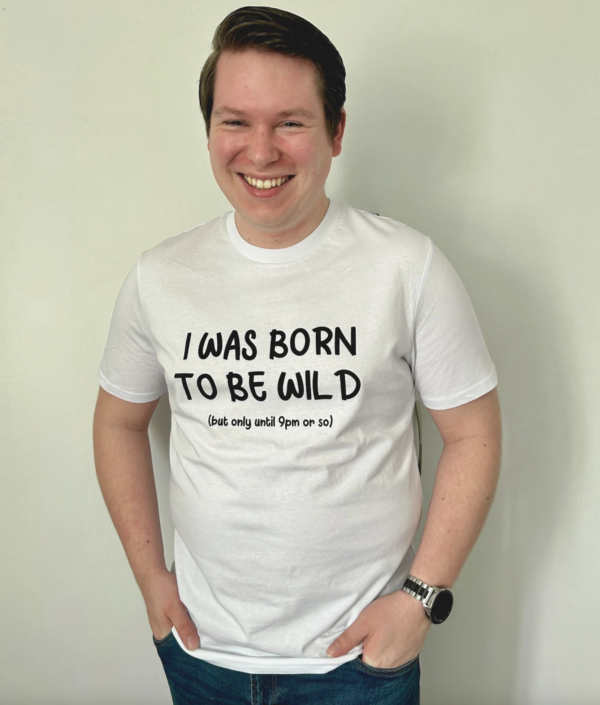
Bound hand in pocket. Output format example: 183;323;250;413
143;569;200;650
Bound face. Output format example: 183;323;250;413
208;49;345;246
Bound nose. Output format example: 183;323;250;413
246;126;280;167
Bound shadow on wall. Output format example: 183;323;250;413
149;394;174;571
419;256;573;705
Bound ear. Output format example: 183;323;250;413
332;108;347;158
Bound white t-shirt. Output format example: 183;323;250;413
98;200;497;674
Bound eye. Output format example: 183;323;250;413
282;121;301;128
224;120;244;126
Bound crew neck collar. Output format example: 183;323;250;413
226;200;340;263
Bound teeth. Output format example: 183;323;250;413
243;175;290;189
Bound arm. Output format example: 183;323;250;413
411;385;502;587
93;387;200;649
327;387;502;666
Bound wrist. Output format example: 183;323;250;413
395;588;431;621
136;563;172;598
406;562;455;590
402;574;454;625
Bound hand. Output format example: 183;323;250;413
326;589;430;668
141;569;200;650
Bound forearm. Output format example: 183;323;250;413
410;403;502;588
93;420;167;595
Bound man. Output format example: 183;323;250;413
93;6;501;704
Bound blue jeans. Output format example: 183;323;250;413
153;632;420;705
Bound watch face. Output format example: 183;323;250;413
430;589;453;624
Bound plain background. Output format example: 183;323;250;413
1;1;599;703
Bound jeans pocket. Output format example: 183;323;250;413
352;653;420;678
152;629;175;648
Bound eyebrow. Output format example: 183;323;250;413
212;106;316;120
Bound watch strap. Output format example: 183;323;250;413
402;575;434;604
402;574;444;622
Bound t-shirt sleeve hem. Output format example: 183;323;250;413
97;369;166;404
419;370;498;411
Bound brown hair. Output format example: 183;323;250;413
199;6;346;144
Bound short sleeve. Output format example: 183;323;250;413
98;261;167;403
412;244;498;410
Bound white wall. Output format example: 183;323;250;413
1;1;599;703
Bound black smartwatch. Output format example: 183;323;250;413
402;575;454;624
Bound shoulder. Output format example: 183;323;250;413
338;202;433;263
138;212;228;274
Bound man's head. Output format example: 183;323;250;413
199;6;346;145
200;7;347;246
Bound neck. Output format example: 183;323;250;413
234;196;330;249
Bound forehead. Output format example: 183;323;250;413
212;49;323;117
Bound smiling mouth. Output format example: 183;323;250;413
241;174;294;190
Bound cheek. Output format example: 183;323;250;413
210;136;242;167
290;141;319;170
